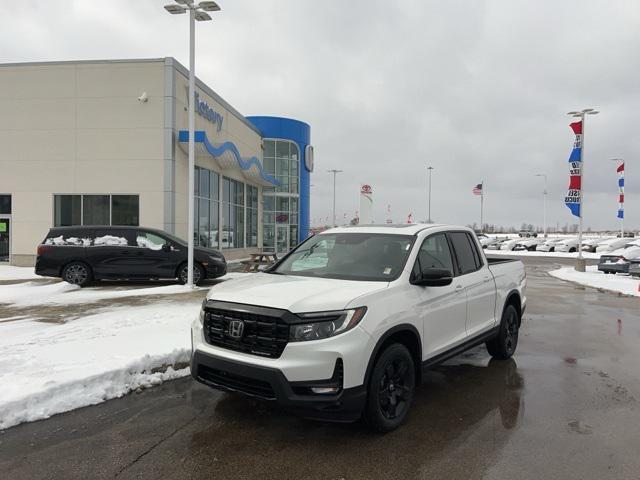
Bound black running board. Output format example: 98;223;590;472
422;327;499;370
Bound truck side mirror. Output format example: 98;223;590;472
411;267;453;287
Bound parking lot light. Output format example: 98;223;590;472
163;0;220;286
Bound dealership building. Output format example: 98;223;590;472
0;58;313;266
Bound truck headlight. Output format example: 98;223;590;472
290;307;367;342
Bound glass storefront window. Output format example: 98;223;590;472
0;195;11;214
264;157;275;175
222;176;245;249
246;185;258;248
112;195;139;226
54;194;139;227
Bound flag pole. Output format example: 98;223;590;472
480;180;484;232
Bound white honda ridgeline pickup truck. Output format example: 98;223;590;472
191;224;526;431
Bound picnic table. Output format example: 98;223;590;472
242;251;279;272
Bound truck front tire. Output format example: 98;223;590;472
364;343;416;432
486;304;520;360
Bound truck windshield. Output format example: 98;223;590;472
270;233;415;281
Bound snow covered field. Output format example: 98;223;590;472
0;271;247;430
549;265;640;297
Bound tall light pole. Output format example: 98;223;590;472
426;166;434;223
612;158;625;238
567;108;599;270
535;173;548;237
164;0;220;286
327;169;343;227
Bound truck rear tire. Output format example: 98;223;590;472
364;343;415;432
486;304;520;360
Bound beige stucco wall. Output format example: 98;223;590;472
0;60;167;265
0;58;267;266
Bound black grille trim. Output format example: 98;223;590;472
197;364;276;400
203;302;294;359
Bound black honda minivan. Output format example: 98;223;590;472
35;226;226;286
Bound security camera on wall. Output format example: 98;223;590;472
137;91;148;103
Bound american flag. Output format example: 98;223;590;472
472;183;483;196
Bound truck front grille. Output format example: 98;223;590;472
203;307;289;359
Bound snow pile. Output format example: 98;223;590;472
549;265;640;297
44;236;91;246
0;265;42;280
0;302;199;430
94;235;128;246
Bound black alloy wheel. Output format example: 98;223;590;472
178;262;204;285
365;343;415;432
486;304;520;360
62;262;92;287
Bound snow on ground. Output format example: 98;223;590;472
549;265;640;297
0;301;199;430
485;249;601;260
0;265;42;280
0;272;247;307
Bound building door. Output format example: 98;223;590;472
0;218;9;262
275;224;289;254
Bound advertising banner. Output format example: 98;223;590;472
564;121;583;217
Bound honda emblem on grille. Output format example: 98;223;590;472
228;320;245;339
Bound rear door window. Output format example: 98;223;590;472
449;232;481;275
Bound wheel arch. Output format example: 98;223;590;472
175;260;206;280
60;258;93;278
503;290;522;326
364;324;423;388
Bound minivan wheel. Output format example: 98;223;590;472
364;343;415;433
62;262;92;287
178;262;205;285
486;304;520;360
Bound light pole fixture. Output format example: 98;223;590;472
426;166;434;223
327;169;343;227
164;0;220;287
535;173;548;237
566;108;599;269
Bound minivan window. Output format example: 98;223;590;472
272;233;414;281
449;232;480;275
137;231;167;250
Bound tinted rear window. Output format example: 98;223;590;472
449;232;481;275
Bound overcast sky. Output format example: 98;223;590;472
1;0;638;230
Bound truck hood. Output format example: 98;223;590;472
206;272;388;312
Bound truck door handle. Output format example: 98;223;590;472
454;285;464;292
483;276;491;282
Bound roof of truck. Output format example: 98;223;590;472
322;223;463;236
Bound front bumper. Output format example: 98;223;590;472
191;349;366;421
203;258;227;278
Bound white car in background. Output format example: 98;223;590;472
595;237;632;253
513;238;545;251
499;239;521;251
581;237;612;252
598;240;640;274
480;236;502;249
554;238;581;253
536;238;565;252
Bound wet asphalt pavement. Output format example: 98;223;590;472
1;257;639;480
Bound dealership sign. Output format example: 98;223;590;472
186;88;224;132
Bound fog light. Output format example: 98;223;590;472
310;386;340;394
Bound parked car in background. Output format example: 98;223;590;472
191;224;526;432
486;239;508;250
554;238;581;253
513;238;544;251
479;236;502;249
597;240;640;274
596;237;631;253
581;237;612;253
36;226;227;286
536;238;565;252
500;239;521;251
629;258;640;277
518;230;538;238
